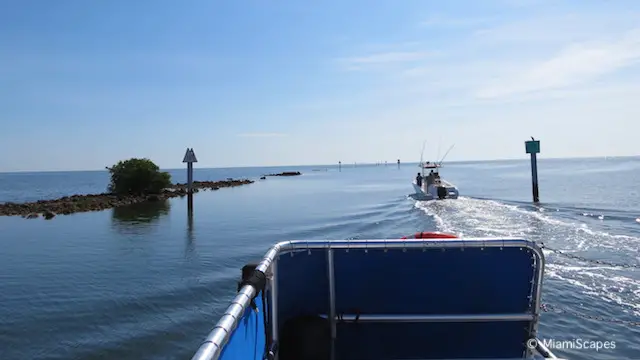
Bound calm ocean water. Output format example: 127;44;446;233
1;158;639;360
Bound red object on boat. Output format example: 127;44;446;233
400;232;458;239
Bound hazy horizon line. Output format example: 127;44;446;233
0;154;636;175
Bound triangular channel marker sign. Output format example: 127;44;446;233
182;148;198;163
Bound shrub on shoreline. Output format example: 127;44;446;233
106;158;171;195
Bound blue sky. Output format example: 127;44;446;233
1;0;639;171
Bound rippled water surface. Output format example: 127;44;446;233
1;158;639;359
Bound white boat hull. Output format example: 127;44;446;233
412;180;459;200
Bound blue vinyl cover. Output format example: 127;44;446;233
333;248;535;314
219;291;266;360
276;250;330;324
275;246;539;359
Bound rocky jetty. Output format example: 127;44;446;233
173;179;254;192
0;178;254;219
265;171;302;177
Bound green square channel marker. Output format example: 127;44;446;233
525;140;540;154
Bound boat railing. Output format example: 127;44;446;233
191;238;558;360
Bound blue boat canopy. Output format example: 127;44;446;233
191;238;561;360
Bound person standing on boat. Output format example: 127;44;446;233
416;173;422;187
429;171;439;186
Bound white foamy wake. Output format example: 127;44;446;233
415;197;640;317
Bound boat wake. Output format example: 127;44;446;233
414;196;640;319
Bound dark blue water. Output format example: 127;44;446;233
1;158;639;359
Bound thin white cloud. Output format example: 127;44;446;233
471;11;640;46
475;29;640;99
237;133;287;138
498;0;550;7
330;7;640;107
290;4;640;162
347;51;430;64
420;15;492;28
336;51;432;71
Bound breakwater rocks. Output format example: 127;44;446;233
265;171;302;176
0;178;254;219
173;179;254;192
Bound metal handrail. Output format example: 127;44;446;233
321;313;535;322
190;244;281;360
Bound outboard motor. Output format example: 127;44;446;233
437;186;447;199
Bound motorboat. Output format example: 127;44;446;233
413;161;459;200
